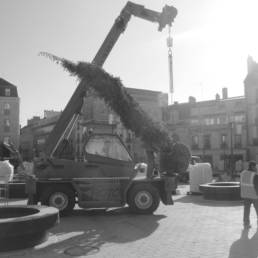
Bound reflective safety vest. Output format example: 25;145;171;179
240;170;258;199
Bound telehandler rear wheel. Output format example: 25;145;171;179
41;185;75;215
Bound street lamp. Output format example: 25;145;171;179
229;122;234;178
221;134;226;171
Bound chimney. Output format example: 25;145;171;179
215;93;220;100
189;96;196;103
222;87;228;99
247;56;258;74
247;56;255;74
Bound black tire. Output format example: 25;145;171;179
127;184;160;214
40;185;75;215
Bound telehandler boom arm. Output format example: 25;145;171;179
44;1;177;157
93;1;177;66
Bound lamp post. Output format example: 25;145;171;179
222;137;226;171
229;122;234;178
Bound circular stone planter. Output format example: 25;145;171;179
0;205;59;252
199;182;241;201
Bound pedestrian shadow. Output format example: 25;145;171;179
175;194;242;207
3;207;165;257
228;229;258;258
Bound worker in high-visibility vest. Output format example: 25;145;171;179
240;160;258;228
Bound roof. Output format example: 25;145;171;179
0;78;18;97
126;87;163;95
169;95;245;108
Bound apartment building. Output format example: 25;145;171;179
163;57;258;173
164;91;246;173
244;56;258;161
0;78;20;147
20;111;61;160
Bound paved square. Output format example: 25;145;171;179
1;185;257;258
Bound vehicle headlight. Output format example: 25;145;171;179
134;163;148;174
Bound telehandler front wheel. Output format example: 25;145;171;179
41;185;75;215
127;184;160;214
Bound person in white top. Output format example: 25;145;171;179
240;160;258;228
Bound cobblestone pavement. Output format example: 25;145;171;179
1;185;258;258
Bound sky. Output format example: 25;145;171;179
1;0;258;126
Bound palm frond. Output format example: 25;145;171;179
39;52;80;78
40;52;172;150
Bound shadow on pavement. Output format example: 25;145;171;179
175;194;242;207
3;207;166;257
228;229;258;258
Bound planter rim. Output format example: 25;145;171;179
200;182;240;188
0;205;58;224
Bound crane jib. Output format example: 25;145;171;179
45;2;178;158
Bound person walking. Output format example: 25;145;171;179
240;160;258;228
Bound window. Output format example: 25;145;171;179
37;138;46;145
191;135;199;149
235;124;242;134
253;127;258;146
3;103;10;115
190;119;199;125
253;138;258;146
5;88;11;97
203;135;211;149
85;135;132;161
178;107;190;120
218;103;225;109
219;115;228;125
3;137;10;144
4;119;10;132
235;135;242;148
234;101;243;108
204;117;215;126
221;134;227;148
253;126;258;138
233;114;245;123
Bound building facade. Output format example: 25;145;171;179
20;88;168;161
244;56;258;161
164;93;246;173
20;111;61;160
0;78;20;147
163;57;258;174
